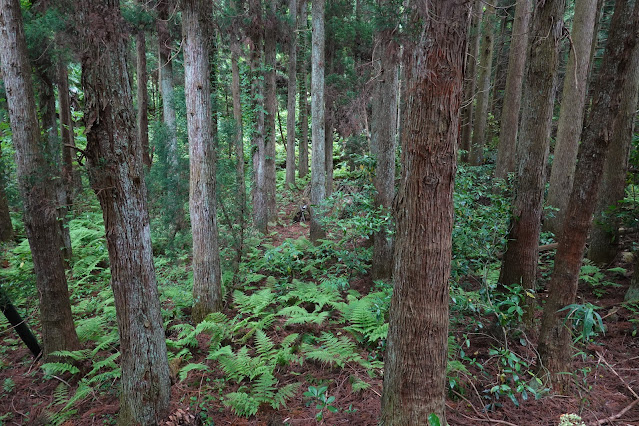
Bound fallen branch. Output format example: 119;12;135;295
591;398;639;425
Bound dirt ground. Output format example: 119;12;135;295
1;206;638;425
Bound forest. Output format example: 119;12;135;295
0;0;638;424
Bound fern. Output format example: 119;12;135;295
178;363;211;381
350;376;370;393
224;391;260;417
276;305;330;325
62;382;93;412
41;362;80;376
278;280;341;311
48;349;91;362
301;332;364;368
271;382;301;409
252;372;277;403
339;292;389;346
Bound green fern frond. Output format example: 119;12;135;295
277;305;329;325
178;363;211;381
41;362;80;376
301;332;363;368
252;372;277;403
271;382;301;409
48;349;91;362
52;382;69;407
224;391;260;417
87;352;120;377
278;280;341;310
233;288;276;315
87;368;121;385
254;330;275;357
62;382;93;411
350;376;371;393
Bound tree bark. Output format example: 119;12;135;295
0;285;41;358
588;37;639;265
183;0;223;323
498;0;566;322
460;0;483;162
78;0;171;422
0;0;80;359
469;3;496;166
370;10;398;281
137;29;152;168
230;0;247;271
264;0;277;222
545;0;599;235
250;0;268;233
310;0;326;242
626;254;639;302
298;0;309;179
538;0;639;391
489;0;513;127
57;57;77;209
380;1;468;424
495;0;531;179
157;0;183;230
0;143;12;242
286;0;298;187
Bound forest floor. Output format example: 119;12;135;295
1;200;639;426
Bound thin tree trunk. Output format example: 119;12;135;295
469;4;496;165
588;39;639;265
286;0;298;187
0;0;80;359
495;0;531;179
298;0;309;179
545;0;599;235
538;0;639;390
380;2;468;423
489;0;513;126
370;15;398;281
57;57;77;209
0;286;41;358
264;0;277;222
460;0;483;162
626;254;639;302
250;0;267;233
230;3;247;272
0;145;12;242
325;119;333;196
78;0;171;422
157;0;183;230
183;0;223;323
137;29;152;168
310;0;326;242
498;0;566;322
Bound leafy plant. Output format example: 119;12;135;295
303;385;338;421
579;260;623;297
560;303;605;343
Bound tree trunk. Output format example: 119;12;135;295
183;0;223;323
495;0;531;179
380;1;468;424
498;0;566;322
78;0;171;422
588;38;639;265
460;0;483;162
230;1;247;271
57;57;77;209
310;0;326;242
298;0;309;179
538;0;639;390
250;0;268;233
545;0;599;235
286;0;298;187
264;0;277;222
469;4;496;165
0;144;12;242
0;0;80;359
137;29;152;168
489;0;513;127
370;14;398;281
157;0;183;231
0;286;41;358
325;119;333;196
626;254;639;302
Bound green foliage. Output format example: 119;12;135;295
303;385;338;421
427;413;442;426
579;260;623;297
301;332;365;368
484;348;544;409
560;303;605;343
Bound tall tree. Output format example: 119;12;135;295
370;0;399;280
0;0;80;358
229;0;247;269
157;0;183;231
469;3;496;165
310;0;326;242
57;55;78;207
250;0;268;233
298;0;309;178
286;0;298;187
264;0;278;221
545;0;599;234
459;0;483;161
498;0;566;320
77;0;171;422
183;0;223;322
495;0;531;179
380;0;468;423
0;143;12;242
538;0;639;389
588;38;639;265
137;28;152;167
